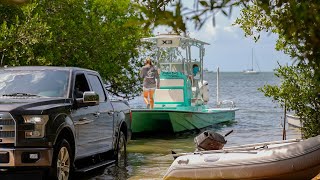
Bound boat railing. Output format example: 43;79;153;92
217;100;236;108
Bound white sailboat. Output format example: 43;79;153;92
244;48;260;74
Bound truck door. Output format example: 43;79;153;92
72;73;100;158
87;74;114;152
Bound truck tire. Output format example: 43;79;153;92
49;139;73;180
116;131;127;167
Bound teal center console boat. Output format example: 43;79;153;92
132;34;238;134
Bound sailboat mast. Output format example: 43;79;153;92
251;48;253;70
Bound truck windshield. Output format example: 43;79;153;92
0;70;69;98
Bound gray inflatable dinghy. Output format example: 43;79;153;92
164;135;320;180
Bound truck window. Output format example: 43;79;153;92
74;74;90;98
87;74;106;102
0;70;69;97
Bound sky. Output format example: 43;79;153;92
154;4;292;72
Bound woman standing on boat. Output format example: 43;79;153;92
140;57;160;109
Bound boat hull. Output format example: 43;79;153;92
287;114;302;128
164;136;320;180
131;109;236;134
243;70;259;74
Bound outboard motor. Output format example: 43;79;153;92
194;130;233;151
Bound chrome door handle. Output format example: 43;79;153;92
93;112;100;117
107;111;114;115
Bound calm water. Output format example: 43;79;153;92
87;72;301;180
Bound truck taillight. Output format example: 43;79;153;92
130;111;132;122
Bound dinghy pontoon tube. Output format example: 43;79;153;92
164;135;320;180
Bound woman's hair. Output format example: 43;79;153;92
145;57;153;65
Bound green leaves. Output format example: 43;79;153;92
0;0;150;99
199;1;209;7
134;0;236;33
0;3;51;66
260;64;320;138
234;1;320;138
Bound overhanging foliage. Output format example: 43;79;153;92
0;0;151;99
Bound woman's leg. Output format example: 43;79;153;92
149;89;155;109
143;89;149;107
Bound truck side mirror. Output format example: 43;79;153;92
76;91;99;107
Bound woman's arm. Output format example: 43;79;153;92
140;67;144;78
155;67;160;88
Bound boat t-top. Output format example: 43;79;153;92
131;33;238;135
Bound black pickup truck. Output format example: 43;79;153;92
0;66;132;179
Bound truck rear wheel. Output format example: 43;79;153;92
116;131;127;167
50;139;73;180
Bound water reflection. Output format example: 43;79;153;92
77;122;301;180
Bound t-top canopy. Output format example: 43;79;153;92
141;33;209;83
141;34;209;48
